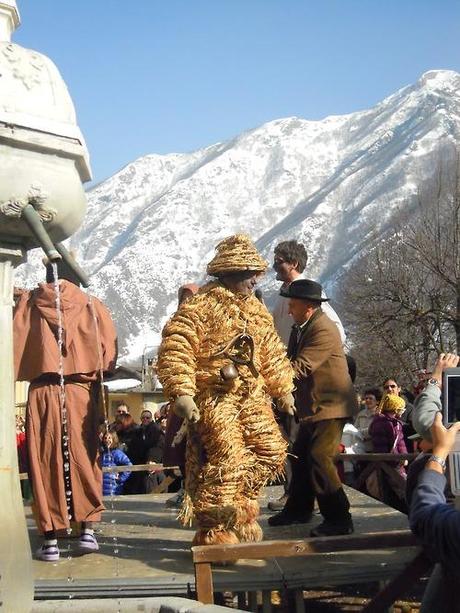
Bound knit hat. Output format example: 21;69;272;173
206;234;268;276
378;393;406;416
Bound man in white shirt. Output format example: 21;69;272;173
268;240;346;512
272;240;346;346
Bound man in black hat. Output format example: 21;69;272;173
268;279;358;536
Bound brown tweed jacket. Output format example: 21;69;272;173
288;309;358;422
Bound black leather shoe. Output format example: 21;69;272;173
267;510;312;527
310;519;354;537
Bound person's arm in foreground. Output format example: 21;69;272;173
409;413;460;565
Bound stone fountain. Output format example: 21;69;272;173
0;2;91;610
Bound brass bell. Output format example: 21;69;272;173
220;363;239;381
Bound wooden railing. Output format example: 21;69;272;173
192;530;420;607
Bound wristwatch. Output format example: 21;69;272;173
429;454;446;470
428;378;441;388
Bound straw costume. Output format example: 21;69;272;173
157;235;294;546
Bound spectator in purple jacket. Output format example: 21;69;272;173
369;393;408;512
369;393;408;469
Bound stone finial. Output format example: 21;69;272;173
0;1;20;42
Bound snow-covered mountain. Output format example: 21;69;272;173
16;70;460;363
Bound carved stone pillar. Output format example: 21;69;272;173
0;243;33;613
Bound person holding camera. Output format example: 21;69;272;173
412;353;459;439
408;352;460;611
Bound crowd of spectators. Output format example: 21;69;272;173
337;374;425;512
101;401;168;495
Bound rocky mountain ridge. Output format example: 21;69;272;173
16;70;460;363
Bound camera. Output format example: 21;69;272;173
442;368;460;497
442;368;460;425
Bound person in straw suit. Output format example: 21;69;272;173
157;234;295;546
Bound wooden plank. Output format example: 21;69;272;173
248;590;258;611
338;453;417;462
262;590;272;613
237;592;247;609
294;589;304;613
194;562;214;604
361;551;432;613
353;462;378;491
30;486;418;599
103;463;179;473
21;464;180;478
192;530;417;564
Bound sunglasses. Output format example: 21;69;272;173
384;384;398;390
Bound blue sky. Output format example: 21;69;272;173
14;0;460;185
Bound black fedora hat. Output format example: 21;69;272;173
280;279;329;302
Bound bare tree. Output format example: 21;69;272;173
338;152;460;389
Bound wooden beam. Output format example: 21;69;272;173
194;561;214;604
361;551;432;613
237;592;246;609
248;590;258;611
337;453;417;462
294;589;304;613
20;464;180;479
352;462;379;491
102;463;179;473
192;530;417;564
262;590;272;613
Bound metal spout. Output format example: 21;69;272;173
21;204;61;261
20;205;91;287
54;242;90;288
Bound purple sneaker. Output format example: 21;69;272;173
36;544;60;562
78;532;99;552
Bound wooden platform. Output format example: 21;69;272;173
29;486;420;601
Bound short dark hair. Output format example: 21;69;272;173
364;387;382;402
274;241;308;272
382;377;399;387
